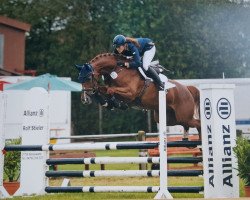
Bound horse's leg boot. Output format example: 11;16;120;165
146;67;164;91
93;92;107;106
110;96;121;108
119;102;128;110
107;96;128;110
106;100;115;110
105;97;118;110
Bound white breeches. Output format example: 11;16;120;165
142;46;156;71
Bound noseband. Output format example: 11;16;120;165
78;63;99;93
80;72;99;105
81;73;99;93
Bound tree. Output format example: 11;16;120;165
1;0;250;134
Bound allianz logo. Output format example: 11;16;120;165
23;109;44;117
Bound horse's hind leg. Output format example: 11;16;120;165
183;125;189;141
187;119;201;140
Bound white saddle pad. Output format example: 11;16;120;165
138;67;175;90
159;73;176;90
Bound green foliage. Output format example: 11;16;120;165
233;137;250;186
1;0;250;134
4;139;21;182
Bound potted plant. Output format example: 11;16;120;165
3;138;21;195
233;137;250;197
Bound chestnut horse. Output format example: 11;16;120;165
75;53;201;138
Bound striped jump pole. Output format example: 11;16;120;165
47;157;161;165
167;140;201;147
4;140;201;152
46;156;202;165
4;141;159;151
45;170;203;178
45;186;204;193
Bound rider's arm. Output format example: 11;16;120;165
127;44;141;68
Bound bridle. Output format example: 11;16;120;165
78;58;126;105
81;73;99;93
80;71;101;104
77;62;101;104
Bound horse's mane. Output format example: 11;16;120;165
89;53;128;63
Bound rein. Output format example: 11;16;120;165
133;79;151;106
81;73;99;93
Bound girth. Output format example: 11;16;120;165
133;79;151;106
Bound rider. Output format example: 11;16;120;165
113;34;164;90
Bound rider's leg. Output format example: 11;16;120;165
142;46;164;90
146;67;164;91
142;46;156;71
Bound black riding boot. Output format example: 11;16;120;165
146;67;165;90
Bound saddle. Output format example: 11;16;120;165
149;60;165;74
138;60;164;81
138;61;175;91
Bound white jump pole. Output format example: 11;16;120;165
0;92;9;198
200;84;239;198
154;90;173;199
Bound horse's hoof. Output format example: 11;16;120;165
106;104;115;110
105;101;115;110
120;104;128;110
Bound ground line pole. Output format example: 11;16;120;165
154;90;173;199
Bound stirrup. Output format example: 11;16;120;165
156;82;165;91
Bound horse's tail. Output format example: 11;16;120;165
187;86;200;120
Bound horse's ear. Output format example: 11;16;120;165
74;64;83;72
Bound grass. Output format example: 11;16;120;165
5;149;245;199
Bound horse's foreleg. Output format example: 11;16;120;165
98;86;108;94
107;87;134;101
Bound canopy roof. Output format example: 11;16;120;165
4;73;81;92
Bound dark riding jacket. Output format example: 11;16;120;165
114;38;154;69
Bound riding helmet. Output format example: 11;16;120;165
113;35;126;48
